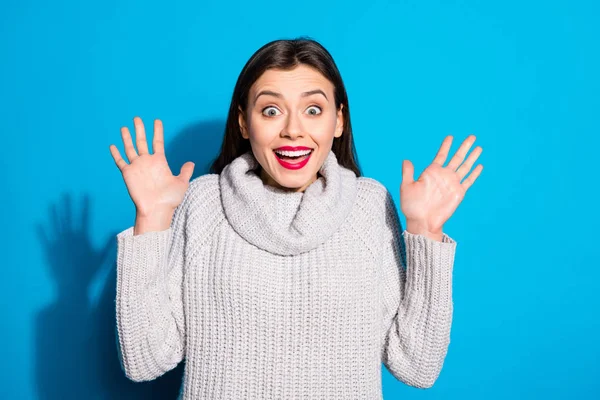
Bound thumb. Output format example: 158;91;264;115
178;161;195;182
401;160;414;186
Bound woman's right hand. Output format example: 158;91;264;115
109;117;195;222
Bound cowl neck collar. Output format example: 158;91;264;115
219;149;358;256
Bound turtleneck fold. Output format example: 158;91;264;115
219;149;358;256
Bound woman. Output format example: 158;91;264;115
109;37;483;399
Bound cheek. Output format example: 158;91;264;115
247;118;279;144
305;113;338;139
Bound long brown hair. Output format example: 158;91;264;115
209;36;362;177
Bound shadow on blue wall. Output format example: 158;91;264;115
34;119;225;399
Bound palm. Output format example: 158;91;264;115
109;117;195;216
400;135;484;233
122;152;188;215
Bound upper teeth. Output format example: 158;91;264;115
274;149;312;157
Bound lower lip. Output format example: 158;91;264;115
273;150;313;170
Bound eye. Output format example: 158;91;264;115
262;106;281;117
306;105;322;116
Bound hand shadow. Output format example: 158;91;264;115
34;119;224;399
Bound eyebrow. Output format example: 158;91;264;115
254;89;329;103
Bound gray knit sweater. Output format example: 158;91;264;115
115;149;457;399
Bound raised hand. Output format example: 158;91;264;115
400;135;483;238
109;117;195;229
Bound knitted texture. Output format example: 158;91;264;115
115;149;457;399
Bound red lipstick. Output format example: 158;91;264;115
273;147;314;170
274;146;312;151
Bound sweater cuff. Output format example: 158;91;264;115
116;226;172;300
401;230;457;307
402;230;457;244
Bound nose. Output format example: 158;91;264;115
281;111;304;139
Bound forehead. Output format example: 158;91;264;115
251;64;333;95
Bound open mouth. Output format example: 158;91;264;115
273;149;314;163
272;148;314;170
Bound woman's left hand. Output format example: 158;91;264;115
400;135;483;240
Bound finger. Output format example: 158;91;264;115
178;161;195;182
401;159;414;186
153;119;165;154
447;134;476;171
431;135;453;166
134;116;149;155
461;164;483;191
456;146;483;181
120;126;138;162
109;144;128;171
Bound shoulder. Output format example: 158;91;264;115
356;177;394;211
355;177;400;229
188;172;222;210
357;176;387;195
177;173;221;210
187;173;220;198
178;173;224;241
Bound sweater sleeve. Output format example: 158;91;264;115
380;190;457;389
115;192;190;382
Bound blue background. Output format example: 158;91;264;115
2;0;598;398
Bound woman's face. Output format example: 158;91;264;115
238;64;344;192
